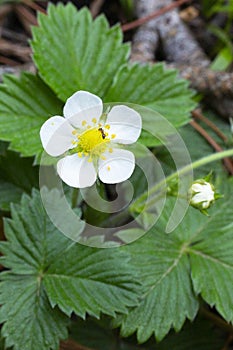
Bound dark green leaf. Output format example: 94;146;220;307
0;151;38;211
189;199;233;322
116;226;199;343
0;190;140;349
0;275;69;350
0;73;63;160
116;181;233;343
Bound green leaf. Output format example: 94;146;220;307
211;46;233;71
189;200;233;322
0;190;140;349
0;275;69;350
0;151;38;211
116;181;233;343
116;227;199;343
44;242;139;318
0;73;63;160
105;63;196;146
31;3;130;101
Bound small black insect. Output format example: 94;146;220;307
98;127;106;139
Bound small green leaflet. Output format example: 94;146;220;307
31;3;130;101
116;183;233;343
0;73;63;161
0;190;140;350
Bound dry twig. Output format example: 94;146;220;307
190;119;233;175
122;0;191;32
131;0;209;65
21;0;47;14
130;0;233;118
192;109;228;142
60;339;94;350
15;5;37;35
90;0;105;18
0;38;31;61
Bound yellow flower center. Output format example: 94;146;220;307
72;127;110;160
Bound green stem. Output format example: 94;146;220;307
71;188;79;208
132;149;233;211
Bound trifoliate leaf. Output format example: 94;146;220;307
31;4;130;101
116;183;233;343
0;190;140;349
0;73;63;160
0;151;38;211
105;63;196;146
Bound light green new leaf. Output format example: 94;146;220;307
31;3;130;101
105;63;196;146
0;73;63;160
0;275;69;350
0;190;140;349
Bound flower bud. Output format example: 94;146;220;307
188;179;215;212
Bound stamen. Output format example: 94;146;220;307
87;125;91;129
92;118;97;124
107;166;111;171
105;124;110;130
82;120;87;126
109;148;113;153
111;134;116;139
72;130;78;135
73;127;110;159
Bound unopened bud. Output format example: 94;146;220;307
189;180;215;212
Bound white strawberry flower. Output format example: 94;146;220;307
40;91;142;188
189;180;215;210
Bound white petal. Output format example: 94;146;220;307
98;149;135;184
57;154;97;188
192;193;207;204
40;116;75;157
105;105;142;144
63;91;103;128
191;183;203;192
